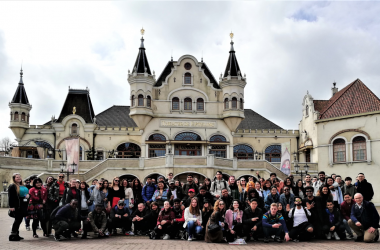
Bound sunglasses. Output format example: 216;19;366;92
219;203;225;205
114;180;120;182
59;176;64;178
118;204;125;206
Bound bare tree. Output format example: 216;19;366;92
0;137;15;153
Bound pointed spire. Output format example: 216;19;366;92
223;32;241;77
19;66;24;84
11;68;29;104
133;28;151;75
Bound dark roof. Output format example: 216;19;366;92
155;61;173;87
201;63;220;89
237;109;283;130
57;89;95;123
11;69;29;104
223;41;241;77
319;79;380;119
95;105;137;127
133;37;151;74
313;100;329;113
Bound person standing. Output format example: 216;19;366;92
280;187;295;212
79;181;91;226
326;177;343;208
27;178;48;238
152;181;169;209
355;173;374;202
167;180;184;205
122;179;134;214
196;186;213;208
49;174;67;206
182;174;199;195
210;171;230;199
313;171;326;196
242;198;263;242
142;177;157;206
62;178;81;205
44;176;55;236
302;186;324;239
288;197;313;242
8;173;29;241
107;177;125;208
342;177;356;199
203;178;212;191
228;176;240;200
132;178;143;208
264;186;281;211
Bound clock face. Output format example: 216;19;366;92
184;63;192;70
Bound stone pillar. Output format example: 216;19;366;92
207;154;215;167
166;153;174;168
1;192;8;208
139;157;145;168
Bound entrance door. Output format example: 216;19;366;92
175;144;202;156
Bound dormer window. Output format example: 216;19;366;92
184;73;191;84
71;123;78;135
138;94;144;106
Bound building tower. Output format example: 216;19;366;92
9;68;32;141
220;33;246;132
128;28;155;130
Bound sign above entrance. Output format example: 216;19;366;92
160;120;217;129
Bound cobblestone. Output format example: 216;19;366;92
0;209;378;250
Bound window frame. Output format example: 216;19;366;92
138;94;144;106
184;72;192;85
197;98;204;111
184;97;192;111
352;136;367;161
232;97;237;109
224;98;229;109
147;96;151;108
172;97;180;110
333;138;346;163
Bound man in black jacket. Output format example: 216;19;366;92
221;188;233;210
242;198;263;241
348;193;379;242
182;174;199;195
181;189;196;208
108;200;133;235
196;186;214;208
132;203;150;235
167;180;183;205
171;198;185;239
52;199;81;241
355;173;374;202
302;186;324;239
323;201;346;240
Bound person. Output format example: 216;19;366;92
225;199;243;242
210;171;230;199
228;176;240;200
152;178;156;185
303;174;312;187
273;178;283;194
166;173;174;184
283;177;294;194
239;178;247;201
203;178;212;191
196;186;214;208
264;186;281;211
293;179;305;199
262;180;272;199
107;177;125;208
182;188;196;208
288;196;313;242
52;199;82;241
312;176;318;185
157;176;166;187
48;174;68;215
82;203;110;239
205;199;226;243
175;180;180;187
142;177;157;206
183;197;202;241
221;188;233;210
316;185;333;209
342;177;356;199
313;171;326;196
243;181;255;202
326;177;343;208
27;177;48;238
262;203;290;243
8;173;29;241
108;200;133;236
62;178;81;205
79;181;91;222
122;179;134;213
45;176;56;236
152;181;169;208
323;201;346;240
255;182;264;198
355;173;374;202
144;201;160;232
182;174;199;195
302;186;324;239
331;174;336;181
280;186;295;212
152;201;175;240
349;193;379;242
132;178;143;208
201;198;213;231
171;198;185;239
131;203;149;235
340;193;356;239
242;198;263;242
89;179;108;209
246;188;264;211
167;179;184;205
334;175;344;189
194;177;200;187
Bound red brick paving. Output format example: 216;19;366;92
0;209;378;250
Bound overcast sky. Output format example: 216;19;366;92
1;1;380;142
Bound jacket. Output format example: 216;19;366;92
182;182;199;195
124;187;134;203
131;206;149;218
350;200;379;230
302;196;324;224
196;192;214;208
8;184;28;210
55;203;80;222
280;193;295;210
225;209;243;230
172;207;185;223
264;193;280;210
152;188;169;207
355;179;374;201
325;207;343;228
262;211;288;233
340;199;355;221
183;207;202;228
29;187;48;204
89;187;108;208
110;205;130;219
142;183;157;202
242;206;263;227
157;208;175;225
330;186;343;204
341;184;356;198
313;179;325;196
48;180;68;203
88;210;108;232
210;179;230;197
62;187;81;206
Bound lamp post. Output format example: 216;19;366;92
208;144;212;154
2;180;8;191
254;151;262;160
294;163;309;181
168;143;172;154
60;161;75;181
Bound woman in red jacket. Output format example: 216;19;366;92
152;201;175;240
27;178;48;238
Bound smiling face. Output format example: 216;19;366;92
158;182;164;190
191;199;198;208
255;182;261;190
322;187;328;195
164;201;170;210
271;187;277;195
233;200;239;210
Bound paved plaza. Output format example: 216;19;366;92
0;209;378;250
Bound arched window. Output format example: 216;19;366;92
184;73;191;84
333;139;346;162
175;132;201;141
184;98;192;110
232;97;237;109
240;98;244;109
21;112;26;121
116;143;141;158
234;145;254;159
224;98;229;109
265;145;281;162
172;97;179;110
210;135;227;142
147;96;151;107
306;105;309;116
148;134;166;141
138;94;144;106
197;98;204;111
71;123;78;135
131;95;135;107
353;136;366;161
14;112;19;121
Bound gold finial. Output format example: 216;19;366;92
141;27;145;36
230;31;234;40
72;107;76;114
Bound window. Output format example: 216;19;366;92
21;112;26;121
149;144;166;157
184;98;192;110
184;63;192;70
172;97;179;110
224;98;229;109
234;145;254;159
197;98;204;111
265;145;281;162
240;98;244;109
147;96;151;107
175;144;201;156
71;124;78;135
175;132;201;141
184;73;191;84
116;143;141;158
306;105;309;116
14;112;19;121
97;151;104;160
305;149;311;163
138;94;144;106
210;135;227;142
333;139;346;162
353;136;366;161
232;97;237;109
210;145;227;158
148;134;166;141
131;95;135;107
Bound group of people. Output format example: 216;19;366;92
7;170;379;244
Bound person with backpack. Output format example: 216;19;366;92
108;200;133;236
210;171;230;199
288;196;313;242
52;199;82;241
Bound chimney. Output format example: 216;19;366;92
331;82;338;97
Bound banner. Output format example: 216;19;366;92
280;142;291;175
65;138;79;172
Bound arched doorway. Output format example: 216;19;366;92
173;172;206;184
174;132;202;156
116;143;141;158
144;173;165;184
237;175;258;183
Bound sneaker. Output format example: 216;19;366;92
127;231;134;236
26;226;31;231
163;234;170;240
274;236;283;243
326;232;332;240
188;235;192;241
72;232;78;238
54;235;61;241
293;239;299;242
334;232;340;240
264;237;269;243
346;235;354;240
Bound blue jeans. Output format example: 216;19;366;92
186;220;203;236
124;199;132;214
343;219;353;236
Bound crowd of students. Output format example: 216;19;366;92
7;170;379;244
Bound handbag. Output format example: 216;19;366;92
207;223;221;233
